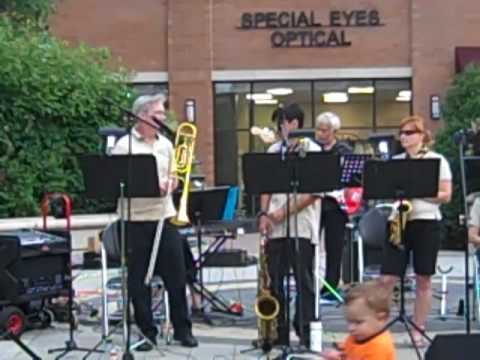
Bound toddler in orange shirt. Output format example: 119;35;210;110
321;281;396;360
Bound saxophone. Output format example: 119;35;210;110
254;234;280;353
388;200;413;248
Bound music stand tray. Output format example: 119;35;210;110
79;154;160;200
362;158;440;360
363;158;439;200
78;154;161;359
242;152;341;194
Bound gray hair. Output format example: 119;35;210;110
315;112;341;131
131;93;166;115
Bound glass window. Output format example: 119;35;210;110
375;80;411;129
252;81;313;128
314;80;374;131
214;83;250;185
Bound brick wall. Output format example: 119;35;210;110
213;0;410;69
50;0;168;70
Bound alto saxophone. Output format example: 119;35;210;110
388;200;413;248
254;234;280;353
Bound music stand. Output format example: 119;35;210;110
363;158;439;360
78;154;160;360
174;186;236;321
340;154;371;284
243;152;341;356
341;154;371;188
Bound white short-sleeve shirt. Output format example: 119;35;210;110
266;138;322;244
394;150;452;221
112;128;176;221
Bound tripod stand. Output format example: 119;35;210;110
242;151;341;358
363;158;440;360
43;193;103;360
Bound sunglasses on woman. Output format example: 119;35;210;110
399;129;421;136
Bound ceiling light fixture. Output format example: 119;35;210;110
347;86;375;94
254;99;279;105
266;88;293;96
246;93;273;101
323;92;349;103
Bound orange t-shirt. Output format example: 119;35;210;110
340;330;396;360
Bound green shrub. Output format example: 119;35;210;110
435;65;480;248
0;16;133;217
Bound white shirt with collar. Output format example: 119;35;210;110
393;150;452;221
266;138;322;244
112;128;177;221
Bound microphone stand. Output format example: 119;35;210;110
457;132;471;333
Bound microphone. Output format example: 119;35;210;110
151;116;176;140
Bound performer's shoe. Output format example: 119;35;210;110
136;330;158;352
136;341;154;352
173;332;199;347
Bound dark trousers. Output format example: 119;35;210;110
321;207;348;292
127;221;191;340
266;237;314;341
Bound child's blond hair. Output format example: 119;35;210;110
346;281;391;316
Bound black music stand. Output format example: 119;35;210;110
78;154;160;360
243;152;341;357
175;186;237;322
363;158;439;360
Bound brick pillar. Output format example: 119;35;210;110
167;0;214;184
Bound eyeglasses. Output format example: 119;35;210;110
399;130;421;136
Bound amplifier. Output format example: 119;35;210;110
0;229;69;304
203;249;256;267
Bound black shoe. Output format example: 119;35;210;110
136;341;154;352
174;333;198;347
136;331;157;352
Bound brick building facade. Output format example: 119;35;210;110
50;0;480;185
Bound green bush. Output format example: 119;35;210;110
435;65;480;248
0;16;133;217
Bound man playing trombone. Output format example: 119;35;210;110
112;94;198;351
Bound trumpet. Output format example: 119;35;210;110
388;200;412;248
171;122;197;225
144;121;197;285
255;234;279;353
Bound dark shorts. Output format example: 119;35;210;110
381;220;441;276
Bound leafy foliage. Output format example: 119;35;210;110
435;65;480;247
0;16;133;217
0;0;54;29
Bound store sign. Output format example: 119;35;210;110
238;10;384;48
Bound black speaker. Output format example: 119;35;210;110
425;334;480;360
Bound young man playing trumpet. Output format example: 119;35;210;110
112;94;197;350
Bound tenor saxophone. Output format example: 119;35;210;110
254;234;280;353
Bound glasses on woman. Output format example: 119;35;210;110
399;129;421;136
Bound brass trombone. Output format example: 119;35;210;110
171;122;197;225
144;121;197;285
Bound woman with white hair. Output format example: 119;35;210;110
315;112;352;303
